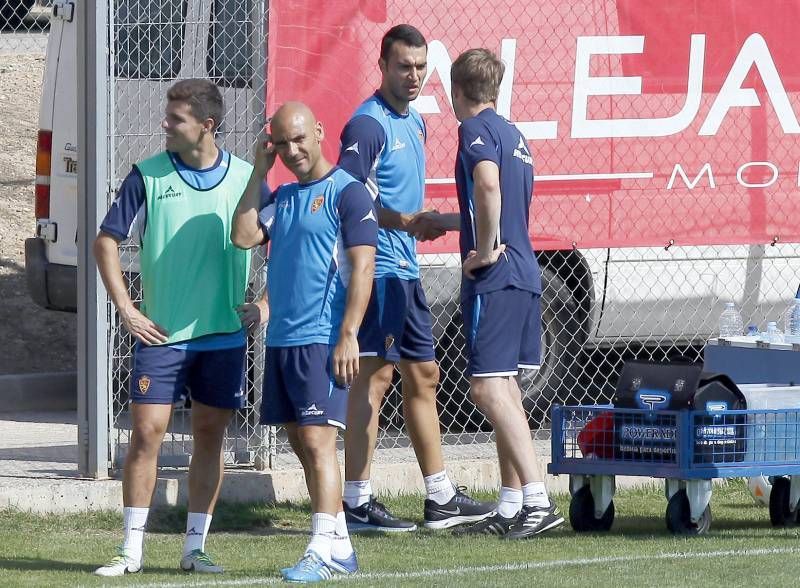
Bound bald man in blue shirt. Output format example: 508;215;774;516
232;102;376;582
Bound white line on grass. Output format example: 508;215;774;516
133;547;800;587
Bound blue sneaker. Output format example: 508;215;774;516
281;552;334;584
329;551;358;575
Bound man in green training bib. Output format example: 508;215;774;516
92;79;270;577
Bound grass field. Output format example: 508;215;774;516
1;480;799;586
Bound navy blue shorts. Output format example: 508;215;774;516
358;277;436;363
461;288;541;378
130;343;246;409
261;344;348;428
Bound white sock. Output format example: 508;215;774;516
122;506;149;563
497;486;523;518
424;470;456;505
183;512;212;556
306;513;337;563
331;511;354;561
343;480;372;509
522;481;550;508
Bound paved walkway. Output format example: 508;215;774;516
0;411;77;479
0;411;127;512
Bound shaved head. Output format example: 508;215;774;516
268;101;329;182
271;101;317;132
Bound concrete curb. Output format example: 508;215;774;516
0;459;660;514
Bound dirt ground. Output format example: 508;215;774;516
0;53;77;374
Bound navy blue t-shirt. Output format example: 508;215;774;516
455;108;541;297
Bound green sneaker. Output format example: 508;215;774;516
180;549;223;573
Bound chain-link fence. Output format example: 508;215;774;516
107;0;269;468
0;1;50;55
94;0;800;472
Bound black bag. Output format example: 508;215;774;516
612;359;746;463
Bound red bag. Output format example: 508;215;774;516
577;412;615;459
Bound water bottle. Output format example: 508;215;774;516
783;292;800;343
718;302;744;338
765;321;784;344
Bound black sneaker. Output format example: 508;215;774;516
504;503;564;539
343;496;417;533
452;512;518;536
423;486;495;530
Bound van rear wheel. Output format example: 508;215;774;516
520;267;582;422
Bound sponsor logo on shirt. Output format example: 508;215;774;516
346;142;359;154
390;137;406;151
138;375;151;395
157;185;183;200
311;195;325;213
417;129;424;143
470;136;485;148
513;136;533;165
301;403;324;417
360;209;376;223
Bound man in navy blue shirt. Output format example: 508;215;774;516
337;24;493;532
232;102;377;582
435;48;564;538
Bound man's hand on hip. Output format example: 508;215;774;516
119;305;169;345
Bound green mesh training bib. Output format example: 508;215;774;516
135;151;253;345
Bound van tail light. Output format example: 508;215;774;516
35;130;52;219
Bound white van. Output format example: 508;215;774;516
25;0;265;311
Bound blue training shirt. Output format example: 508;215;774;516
338;91;425;280
455;108;541;297
100;149;270;350
258;167;378;347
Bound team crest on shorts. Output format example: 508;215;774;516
310;195;324;213
138;375;151;395
385;334;395;350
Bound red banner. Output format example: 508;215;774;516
268;0;800;252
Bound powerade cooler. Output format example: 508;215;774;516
612;360;747;463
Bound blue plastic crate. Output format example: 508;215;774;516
549;405;800;480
